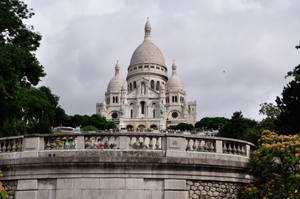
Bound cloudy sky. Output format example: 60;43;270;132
24;0;300;121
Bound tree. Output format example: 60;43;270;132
20;86;58;134
167;123;194;131
195;117;229;130
276;64;300;134
82;125;98;131
0;0;45;135
61;114;116;130
240;130;300;199
258;102;280;132
53;106;65;127
219;111;260;144
259;102;280;119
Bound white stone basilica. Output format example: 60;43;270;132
96;19;196;130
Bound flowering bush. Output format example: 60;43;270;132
0;170;7;199
240;130;300;199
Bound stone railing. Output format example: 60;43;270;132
0;136;23;153
0;132;254;158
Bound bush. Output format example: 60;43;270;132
0;170;7;199
240;130;300;199
82;125;98;131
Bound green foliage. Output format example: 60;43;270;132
219;111;260;144
0;170;7;199
62;114;116;130
276;65;300;134
240;130;300;199
54;106;65;127
21;86;58;134
0;0;45;135
82;125;98;131
258;118;276;132
259;102;280;119
167;123;194;131
195;117;229;130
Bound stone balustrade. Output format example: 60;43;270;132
0;131;253;157
0;136;23;153
0;131;255;199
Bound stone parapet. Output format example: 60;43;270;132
0;131;255;199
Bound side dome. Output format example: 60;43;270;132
166;61;184;92
129;19;165;67
107;62;125;92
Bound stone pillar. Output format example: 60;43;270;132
246;144;251;158
76;136;85;149
216;140;223;154
15;180;38;199
22;137;40;151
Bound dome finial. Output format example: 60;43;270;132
115;60;120;76
172;59;177;75
144;17;151;40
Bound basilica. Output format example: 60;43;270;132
96;19;196;130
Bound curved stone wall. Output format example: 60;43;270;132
0;131;254;199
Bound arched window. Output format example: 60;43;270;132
133;81;136;89
156;81;160;90
140;101;145;114
113;96;115;103
129;83;132;91
116;96;118;103
175;96;178;103
130;109;133;118
151;80;154;89
153;109;156;118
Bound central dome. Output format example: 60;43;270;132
129;19;165;67
130;40;165;66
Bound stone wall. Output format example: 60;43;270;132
0;133;254;199
186;180;241;199
2;180;17;199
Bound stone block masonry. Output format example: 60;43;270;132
186;180;241;199
2;180;17;199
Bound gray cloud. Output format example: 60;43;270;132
25;0;300;121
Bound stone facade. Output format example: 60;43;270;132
96;19;196;130
186;180;241;199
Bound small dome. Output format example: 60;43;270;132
129;19;165;67
107;62;125;92
166;60;184;91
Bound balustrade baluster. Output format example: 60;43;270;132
149;137;154;149
3;141;7;152
156;137;161;149
209;141;215;152
144;137;150;149
192;139;197;151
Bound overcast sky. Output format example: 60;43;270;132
24;0;300;121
